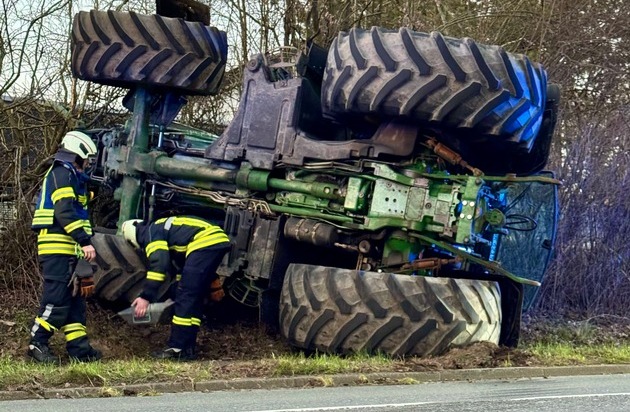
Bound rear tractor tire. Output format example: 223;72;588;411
322;27;547;149
280;264;501;357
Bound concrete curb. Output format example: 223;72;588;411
2;364;629;401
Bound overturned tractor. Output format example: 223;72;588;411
73;5;558;357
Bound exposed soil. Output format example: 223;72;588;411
1;289;628;376
0;292;292;363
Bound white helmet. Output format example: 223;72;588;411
61;131;97;160
121;219;143;249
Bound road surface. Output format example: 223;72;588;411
1;374;628;411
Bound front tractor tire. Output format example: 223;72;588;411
71;10;228;95
280;264;501;357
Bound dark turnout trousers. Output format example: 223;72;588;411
168;245;230;350
30;255;94;358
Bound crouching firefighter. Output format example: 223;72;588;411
28;131;102;364
121;216;231;361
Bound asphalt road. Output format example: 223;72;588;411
1;374;628;412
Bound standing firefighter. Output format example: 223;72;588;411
121;216;231;361
28;131;102;364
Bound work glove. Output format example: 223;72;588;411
209;278;225;302
70;259;95;298
70;275;80;297
80;276;95;298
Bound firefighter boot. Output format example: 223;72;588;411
151;347;197;361
70;346;102;363
27;342;59;364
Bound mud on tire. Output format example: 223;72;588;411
280;264;502;357
322;27;547;148
71;10;228;95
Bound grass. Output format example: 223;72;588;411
273;351;394;376
0;356;216;390
2;341;628;392
525;342;630;366
520;317;630;365
0;351;397;391
1;309;628;393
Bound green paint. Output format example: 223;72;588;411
154;155;236;182
268;178;341;200
382;232;422;268
343;177;364;212
269;204;354;223
455;176;482;244
166;122;219;145
235;166;269;191
117;88;151;230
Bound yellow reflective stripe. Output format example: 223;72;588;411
33;217;54;225
172;317;200;327
62;323;87;342
64;220;84;232
33;209;54;225
155;217;168;224
38;233;75;244
193;227;224;240
35;317;57;332
61;323;85;333
172;217;211;228
186;234;230;256
37;244;77;255
51;187;76;203
172;316;192;326
146;271;166;282
38;166;54;209
84;223;93;235
78;195;87;205
170;245;187;253
175;274;182;282
146;240;169;257
65;330;87;342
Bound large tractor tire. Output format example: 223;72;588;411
322;27;547;148
444;83;561;175
71;10;228;95
90;233;172;309
280;264;501;357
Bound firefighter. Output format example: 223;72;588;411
121;216;231;361
28;131;102;364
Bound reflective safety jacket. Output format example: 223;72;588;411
135;216;230;301
32;159;92;256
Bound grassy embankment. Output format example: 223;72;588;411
1;313;628;393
